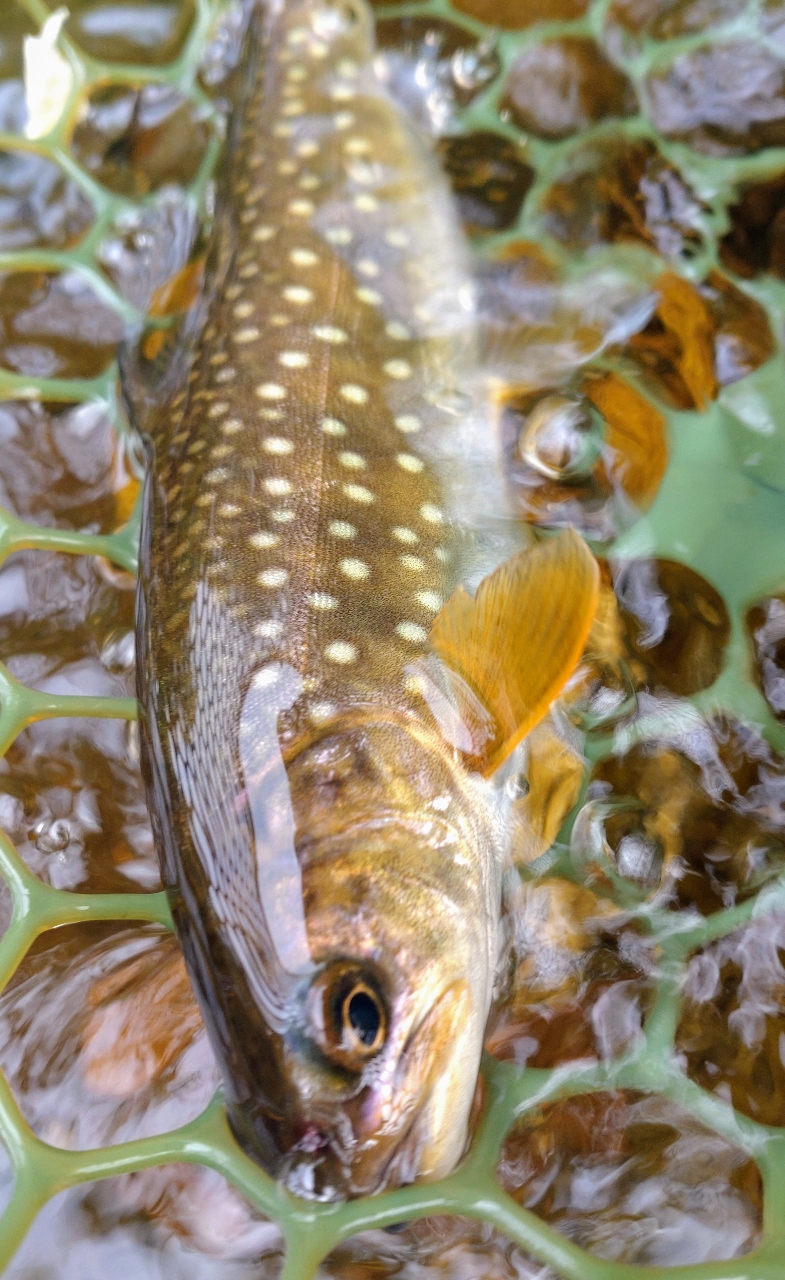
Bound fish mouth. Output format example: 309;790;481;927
279;981;475;1200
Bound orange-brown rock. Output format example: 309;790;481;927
452;0;590;28
719;170;785;280
502;37;635;141
645;42;785;155
436;131;534;235
677;914;785;1126
613;558;730;696
747;594;785;722
498;1092;761;1265
65;0;195;65
0;272;124;381
606;0;743;50
592;718;785;915
500;371;668;540
541;136;705;259
375;16;501;111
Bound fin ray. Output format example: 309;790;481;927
429;529;599;776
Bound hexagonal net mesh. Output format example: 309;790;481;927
2;0;785;1275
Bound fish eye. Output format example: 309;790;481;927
309;963;388;1068
342;983;384;1051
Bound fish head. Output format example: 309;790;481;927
231;722;501;1201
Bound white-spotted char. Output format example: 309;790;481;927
132;0;598;1201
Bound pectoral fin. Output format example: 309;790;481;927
429;529;599;776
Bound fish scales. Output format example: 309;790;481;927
134;0;593;1203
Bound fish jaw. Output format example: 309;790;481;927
222;760;502;1200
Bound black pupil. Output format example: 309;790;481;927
347;990;380;1046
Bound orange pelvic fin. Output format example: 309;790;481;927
429;529;599;777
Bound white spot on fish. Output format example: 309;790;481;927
357;259;380;278
279;351;309;368
396;622;427;643
415;591;442;612
256;383;287;400
343;483;374;504
250;532;279;549
340;384;369;404
396;452;423;472
322;417;347;436
400;555;425;572
234;327;260;343
255;619;283;639
328;520;356;538
340;558;370;580
310;592;338;610
395;414;421;433
264;477;293;496
356;287;382;305
263;437;294;455
313;325;347;344
326;227;353;245
290;248;319;266
337;451;365;469
385;360;412;380
324;640;357;664
258;568;289;588
271;509;296;523
420;503;444;523
283;286;313;304
392;526;419;544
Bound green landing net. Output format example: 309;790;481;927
2;0;785;1276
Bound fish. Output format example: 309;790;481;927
127;0;599;1201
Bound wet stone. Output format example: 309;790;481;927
613;558;730;696
502;38;636;142
0;400;138;533
486;878;653;1067
0;551;136;699
64;0;196;66
435;131;534;236
645;42;785;156
676;913;785;1127
498;1091;762;1265
762;0;785;48
618;269;772;408
501;371;668;541
71;83;210;198
540;137;705;260
375;17;501;133
0;152;94;253
719;169;785;281
0;272;125;382
0;924;214;1148
747;594;785;722
591;718;785;915
605;0;743;55
451;0;591;27
323;1217;546;1280
622;271;716;410
0;717;157;894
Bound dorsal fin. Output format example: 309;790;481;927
429;529;599;777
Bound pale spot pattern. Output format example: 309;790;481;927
324;640;357;664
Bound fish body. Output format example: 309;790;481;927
132;0;597;1200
